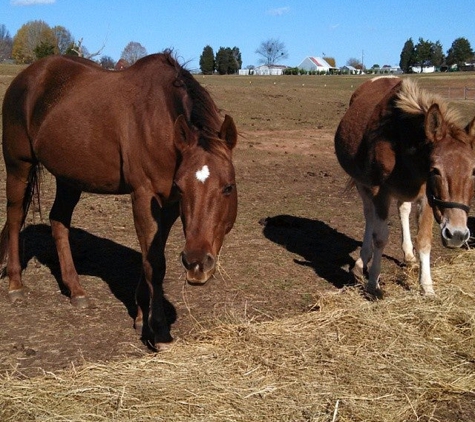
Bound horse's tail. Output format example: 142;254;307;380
0;163;42;271
344;177;356;193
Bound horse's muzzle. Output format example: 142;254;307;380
440;224;470;248
180;251;216;284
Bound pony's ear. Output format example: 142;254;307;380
466;116;475;137
174;115;193;152
425;104;447;142
219;114;238;150
466;116;475;149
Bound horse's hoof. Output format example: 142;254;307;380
71;296;89;308
150;340;174;352
8;289;26;303
134;319;143;334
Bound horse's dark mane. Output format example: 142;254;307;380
163;52;227;153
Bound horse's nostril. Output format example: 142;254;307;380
205;253;215;270
181;251;215;272
442;227;453;240
463;230;470;242
181;252;190;269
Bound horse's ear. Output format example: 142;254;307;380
466;116;475;138
174;115;193;151
425;104;447;142
219;114;237;150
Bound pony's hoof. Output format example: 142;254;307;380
352;265;366;283
8;289;26;303
365;285;384;300
422;289;436;297
71;296;89;308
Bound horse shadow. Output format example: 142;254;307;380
260;215;362;288
18;224;176;324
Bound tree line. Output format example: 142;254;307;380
2;20;475;74
0;21;148;68
399;37;474;72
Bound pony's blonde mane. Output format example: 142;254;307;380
395;78;462;125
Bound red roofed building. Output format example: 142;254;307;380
298;56;337;73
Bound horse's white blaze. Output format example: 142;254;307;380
196;165;210;183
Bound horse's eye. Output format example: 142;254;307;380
223;184;234;196
430;168;441;177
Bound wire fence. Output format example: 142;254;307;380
430;86;475;101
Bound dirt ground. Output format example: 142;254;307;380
1;70;475;419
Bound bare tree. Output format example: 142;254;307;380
255;38;288;65
346;58;363;69
52;26;74;55
0;24;13;60
121;41;147;65
71;38;105;59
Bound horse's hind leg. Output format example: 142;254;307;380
49;180;88;307
353;184;375;282
2;162;35;301
355;184;390;296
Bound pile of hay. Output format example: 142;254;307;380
1;251;474;421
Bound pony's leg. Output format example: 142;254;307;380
362;186;391;296
49;180;87;307
131;192;179;350
397;201;416;264
353;184;375;282
414;196;435;295
2;163;34;301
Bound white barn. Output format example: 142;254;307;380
298;57;336;73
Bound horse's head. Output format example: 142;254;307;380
173;114;238;284
426;104;475;248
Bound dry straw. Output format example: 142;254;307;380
1;251;474;421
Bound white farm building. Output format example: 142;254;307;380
298;57;337;73
239;65;287;76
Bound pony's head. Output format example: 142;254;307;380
425;104;475;247
173;114;238;284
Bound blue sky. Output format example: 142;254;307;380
2;0;474;69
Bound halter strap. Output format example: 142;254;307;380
430;195;470;214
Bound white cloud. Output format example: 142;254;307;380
11;0;55;5
267;7;290;16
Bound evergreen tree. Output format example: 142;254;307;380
215;47;228;75
446;37;474;67
34;40;55;59
399;38;415;73
231;47;242;72
199;45;215;74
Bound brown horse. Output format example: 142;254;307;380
335;76;475;296
0;52;238;350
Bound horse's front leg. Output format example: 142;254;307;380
415;197;435;295
397;201;417;264
131;192;179;350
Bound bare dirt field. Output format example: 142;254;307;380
1;67;475;421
